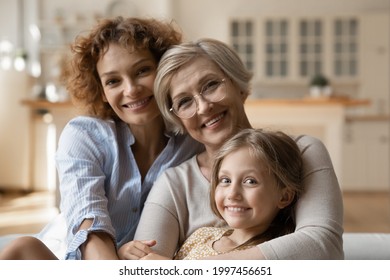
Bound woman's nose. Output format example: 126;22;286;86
195;95;213;114
123;79;139;97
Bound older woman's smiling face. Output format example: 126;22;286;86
170;56;247;151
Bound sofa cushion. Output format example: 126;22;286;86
343;233;390;260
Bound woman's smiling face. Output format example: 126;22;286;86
97;43;160;126
170;56;247;150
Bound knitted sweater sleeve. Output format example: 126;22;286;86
134;170;183;258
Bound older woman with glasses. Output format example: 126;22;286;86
119;38;344;260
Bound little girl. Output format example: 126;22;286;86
174;128;304;260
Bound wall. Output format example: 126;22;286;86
359;12;390;115
37;0;174;22
172;0;390;41
0;69;33;191
0;0;19;48
0;0;32;191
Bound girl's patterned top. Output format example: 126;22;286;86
174;227;252;260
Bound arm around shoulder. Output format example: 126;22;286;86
259;135;344;259
134;171;182;258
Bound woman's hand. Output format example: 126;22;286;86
118;240;157;260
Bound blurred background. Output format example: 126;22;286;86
0;0;389;235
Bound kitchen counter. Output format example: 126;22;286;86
245;96;370;106
21;99;75;109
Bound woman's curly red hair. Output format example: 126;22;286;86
64;16;182;120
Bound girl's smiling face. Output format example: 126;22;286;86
97;43;160;126
214;147;285;236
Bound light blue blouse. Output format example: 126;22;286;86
39;116;203;259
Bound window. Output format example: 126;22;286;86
264;19;289;77
230;20;254;71
299;19;323;77
334;18;358;76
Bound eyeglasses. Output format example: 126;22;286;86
169;78;226;119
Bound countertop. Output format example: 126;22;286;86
245;96;371;107
22;96;371;108
22;97;385;121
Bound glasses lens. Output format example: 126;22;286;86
170;78;226;119
172;96;196;119
201;79;225;103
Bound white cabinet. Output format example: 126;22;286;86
229;15;362;100
342;120;390;191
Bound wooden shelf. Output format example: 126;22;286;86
21;99;74;109
246;97;371;107
346;114;390;122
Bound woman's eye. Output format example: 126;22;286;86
175;96;193;110
104;79;119;87
136;66;154;76
202;80;220;94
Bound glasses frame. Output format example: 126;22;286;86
169;78;226;119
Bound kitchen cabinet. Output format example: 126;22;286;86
343;117;390;191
